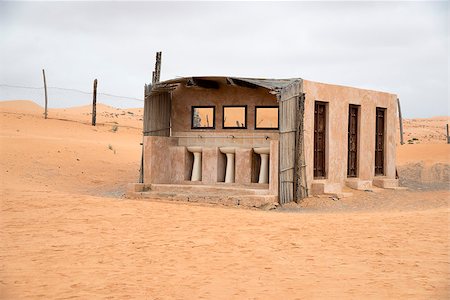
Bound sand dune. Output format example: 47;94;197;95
1;100;449;299
402;116;449;144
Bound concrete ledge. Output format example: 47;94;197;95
150;183;270;195
127;183;146;194
126;190;278;208
311;181;342;195
125;183;277;208
345;178;372;190
372;178;399;189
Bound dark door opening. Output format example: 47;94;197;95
314;101;326;178
375;107;385;175
347;105;359;177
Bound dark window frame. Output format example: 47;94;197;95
222;105;248;129
375;107;386;176
347;104;360;178
314;101;327;179
254;106;279;130
191;106;216;129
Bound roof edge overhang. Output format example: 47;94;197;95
150;76;302;95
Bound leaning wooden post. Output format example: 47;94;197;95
397;98;404;145
42;69;48;119
446;124;449;144
155;51;162;83
92;79;97;126
152;51;162;84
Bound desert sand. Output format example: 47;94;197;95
1;100;449;299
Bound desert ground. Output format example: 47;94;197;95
1;100;449;299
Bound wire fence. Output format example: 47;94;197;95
0;82;145;127
0;84;144;102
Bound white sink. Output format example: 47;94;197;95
253;147;270;155
187;146;203;153
187;146;203;181
219;147;236;154
219;147;236;183
253;147;270;184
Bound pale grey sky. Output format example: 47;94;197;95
0;1;448;118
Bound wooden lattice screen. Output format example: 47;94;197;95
143;90;171;137
279;80;307;204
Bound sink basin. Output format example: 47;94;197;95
187;146;203;181
187;146;203;153
219;147;236;183
219;147;236;154
253;147;270;155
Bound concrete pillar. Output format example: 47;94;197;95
235;148;252;184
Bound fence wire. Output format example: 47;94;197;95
0;83;144;102
0;82;145;127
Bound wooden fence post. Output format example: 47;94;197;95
92;79;97;126
447;124;449;144
139;84;148;184
397;98;404;145
42;69;48;119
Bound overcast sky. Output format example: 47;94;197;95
0;1;448;118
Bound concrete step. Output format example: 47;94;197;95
131;190;278;208
148;183;270;196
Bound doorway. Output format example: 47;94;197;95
375;107;385;175
347;105;359;177
314;101;327;178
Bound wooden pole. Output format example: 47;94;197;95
397;98;404;145
42;69;48;119
295;92;308;202
155;51;161;83
152;51;162;84
140;52;162;182
139;84;148;184
92;79;97;126
446;124;449;144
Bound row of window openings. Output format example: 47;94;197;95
191;106;279;130
314;102;386;178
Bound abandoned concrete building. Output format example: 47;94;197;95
127;76;399;206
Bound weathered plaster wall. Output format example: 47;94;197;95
172;81;277;132
143;136;178;184
303;80;398;191
269;140;279;195
144;137;278;196
171;80;279;148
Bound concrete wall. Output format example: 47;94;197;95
172;80;278;132
143;136;279;195
171;79;279;149
143;136;178;184
303;80;398;191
